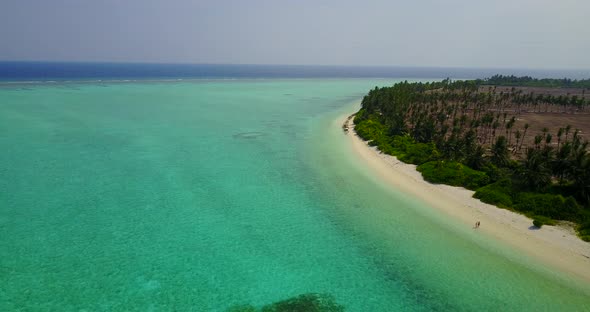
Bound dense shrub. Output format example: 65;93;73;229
532;215;556;228
353;109;367;124
355;118;439;165
578;222;590;242
473;180;513;208
417;161;490;190
354;118;398;156
514;193;582;222
391;136;439;165
474;188;512;208
354;119;387;142
480;163;511;183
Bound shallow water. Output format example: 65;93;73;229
1;79;589;311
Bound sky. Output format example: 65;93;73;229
1;0;589;69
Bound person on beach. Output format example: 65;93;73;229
476;221;480;228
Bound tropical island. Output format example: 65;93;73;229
351;76;590;240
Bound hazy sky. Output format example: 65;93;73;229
1;0;589;69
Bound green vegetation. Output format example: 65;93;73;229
477;75;590;89
354;114;439;165
417;161;489;190
532;216;555;228
473;180;513;208
392;136;439;164
354;77;590;239
578;222;590;242
227;293;345;312
514;193;581;222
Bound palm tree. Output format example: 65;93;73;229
565;125;572;143
569;137;590;204
534;135;543;149
553;141;572;184
545;95;553;112
514;130;522;154
506;117;516;146
466;145;486;170
518;123;530;152
491;136;510;167
544;133;552;148
557;128;564;150
519;148;552;191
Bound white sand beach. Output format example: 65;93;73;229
342;113;590;283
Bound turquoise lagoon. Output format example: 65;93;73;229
1;79;589;311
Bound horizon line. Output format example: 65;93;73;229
1;60;589;72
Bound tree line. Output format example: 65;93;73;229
477;75;590;89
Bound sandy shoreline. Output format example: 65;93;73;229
341;112;590;284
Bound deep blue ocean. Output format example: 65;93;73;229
0;61;589;81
